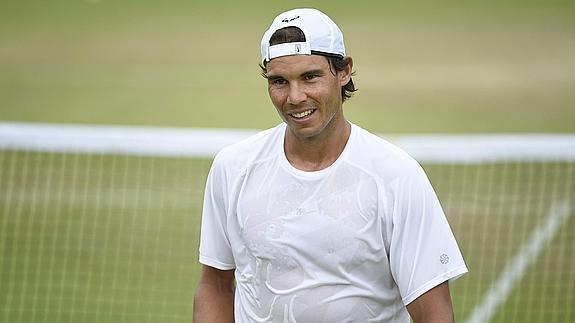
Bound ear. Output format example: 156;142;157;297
338;56;353;86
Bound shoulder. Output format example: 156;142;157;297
212;123;284;174
347;124;425;181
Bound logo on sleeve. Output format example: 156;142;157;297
440;254;450;264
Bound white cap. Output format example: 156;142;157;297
260;8;346;64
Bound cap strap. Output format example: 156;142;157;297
267;42;311;61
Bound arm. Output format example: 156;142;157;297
193;265;235;323
406;281;455;323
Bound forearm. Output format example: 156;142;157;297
411;313;455;323
193;281;234;323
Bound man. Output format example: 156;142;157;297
194;8;467;323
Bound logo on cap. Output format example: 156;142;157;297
281;15;300;23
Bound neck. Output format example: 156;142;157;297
284;119;351;172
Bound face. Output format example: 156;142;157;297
265;54;352;141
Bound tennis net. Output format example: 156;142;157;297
1;122;574;323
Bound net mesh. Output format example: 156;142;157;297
0;126;574;323
425;162;574;322
0;150;212;323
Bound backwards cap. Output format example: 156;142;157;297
260;8;346;64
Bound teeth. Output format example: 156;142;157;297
291;109;314;118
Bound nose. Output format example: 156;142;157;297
286;83;306;105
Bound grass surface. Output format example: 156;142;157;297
1;0;574;132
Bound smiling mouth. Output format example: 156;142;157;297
289;109;316;119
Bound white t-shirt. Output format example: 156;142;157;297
199;123;467;323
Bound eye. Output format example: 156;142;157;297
269;78;287;86
303;74;319;81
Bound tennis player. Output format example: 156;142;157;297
194;8;467;323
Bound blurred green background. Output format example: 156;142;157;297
1;0;574;133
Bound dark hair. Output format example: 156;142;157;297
261;26;358;102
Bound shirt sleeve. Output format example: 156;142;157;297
388;162;468;305
198;152;236;270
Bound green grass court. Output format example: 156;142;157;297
1;0;574;322
1;0;574;133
